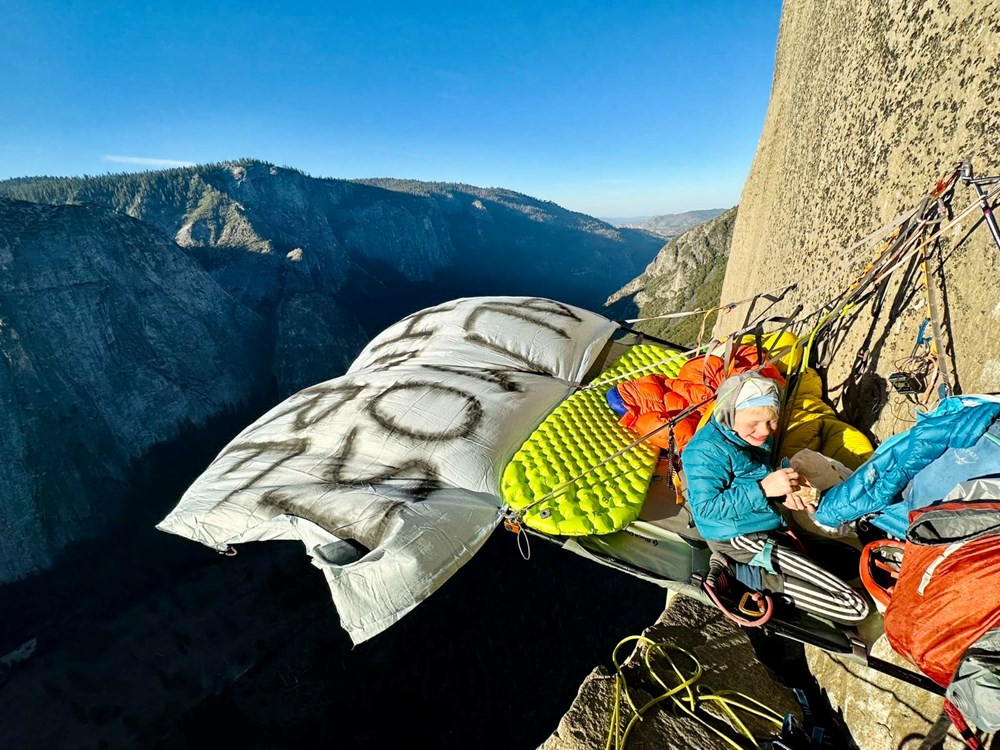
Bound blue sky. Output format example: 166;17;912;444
1;1;782;217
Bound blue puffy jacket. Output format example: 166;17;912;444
681;419;784;541
814;397;1000;527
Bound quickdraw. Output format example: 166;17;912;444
499;506;532;560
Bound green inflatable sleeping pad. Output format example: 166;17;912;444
500;343;686;536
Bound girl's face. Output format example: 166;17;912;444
732;408;778;446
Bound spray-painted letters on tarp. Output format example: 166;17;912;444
210;297;599;499
157;297;618;643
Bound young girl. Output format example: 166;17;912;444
681;372;869;624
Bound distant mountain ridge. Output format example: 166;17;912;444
354;177;663;264
0;160;663;336
602;208;727;239
0;159;667;584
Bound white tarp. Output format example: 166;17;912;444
158;297;618;643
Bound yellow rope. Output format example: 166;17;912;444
604;635;785;750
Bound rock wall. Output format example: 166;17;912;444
607;206;737;345
715;0;1000;744
0;198;268;582
720;0;1000;436
806;639;970;750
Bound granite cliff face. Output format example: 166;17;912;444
606;207;737;345
0;198;268;582
715;1;1000;746
719;0;1000;434
558;3;1000;747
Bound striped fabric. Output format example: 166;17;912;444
728;534;869;624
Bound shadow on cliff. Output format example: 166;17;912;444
0;382;282;654
0;383;669;749
818;220;982;436
819;255;930;436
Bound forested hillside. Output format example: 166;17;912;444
0;197;268;582
0;160;663;333
606;207;737;345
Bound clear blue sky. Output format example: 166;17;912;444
1;1;782;217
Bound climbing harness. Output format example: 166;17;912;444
696;556;775;628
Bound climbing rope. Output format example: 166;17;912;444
724;164;1000;367
578;343;705;393
604;635;785;750
767;164;993;423
616;161;998;389
621;283;797;325
580;313;798;394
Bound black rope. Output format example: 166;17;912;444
613;324;689;351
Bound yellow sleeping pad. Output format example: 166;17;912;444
500;344;686;536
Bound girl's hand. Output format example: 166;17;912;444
782;493;810;511
788;479;820;513
760;467;800;497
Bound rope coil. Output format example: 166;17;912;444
605;635;785;750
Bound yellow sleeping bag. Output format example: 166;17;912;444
779;368;874;470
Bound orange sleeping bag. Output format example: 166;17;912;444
615;344;785;451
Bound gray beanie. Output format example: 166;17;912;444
714;372;782;430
